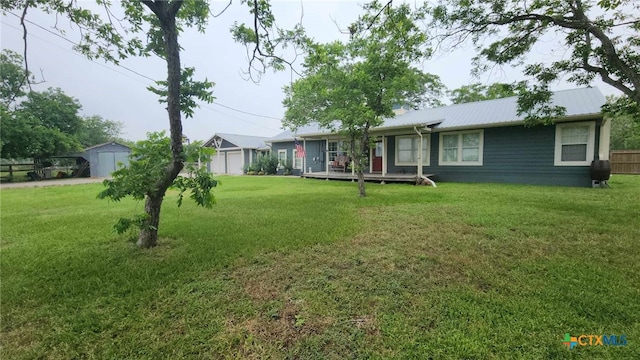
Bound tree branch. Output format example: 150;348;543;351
19;4;32;92
210;0;232;18
580;31;635;97
246;0;303;81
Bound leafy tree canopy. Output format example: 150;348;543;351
283;1;444;197
77;115;124;148
0;50;31;107
98;131;218;240
605;95;640;150
427;0;640;124
448;82;517;104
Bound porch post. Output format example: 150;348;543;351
303;139;307;173
325;138;329;174
414;127;423;178
241;148;245;173
382;136;387;176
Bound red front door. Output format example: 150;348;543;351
372;141;383;172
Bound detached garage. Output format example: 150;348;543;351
203;133;270;175
85;142;131;177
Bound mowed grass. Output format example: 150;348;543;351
1;176;639;359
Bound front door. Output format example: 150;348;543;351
372;141;383;172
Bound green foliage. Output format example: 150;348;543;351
173;167;218;208
0;50;30;107
448;82;517;104
283;2;443;195
0;50;124;155
147;67;215;118
244;153;279;175
98;132;218;234
231;0;308;79
113;214;150;235
77;115;124;148
283;159;293;175
1;87;84;159
427;0;640;122
605;95;640;149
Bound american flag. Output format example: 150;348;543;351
295;138;305;158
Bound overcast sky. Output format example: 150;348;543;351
1;1;622;142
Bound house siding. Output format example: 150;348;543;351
270;142;293;175
426;121;602;187
243;149;251;167
271;140;327;175
302;140;326;173
274;119;603;186
385;134;425;175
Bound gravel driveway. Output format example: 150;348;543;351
0;178;106;189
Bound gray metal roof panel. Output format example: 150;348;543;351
268;87;605;139
211;133;271;149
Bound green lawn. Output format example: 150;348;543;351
1;176;639;359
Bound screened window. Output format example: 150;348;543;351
395;136;429;165
277;149;287;168
439;130;483;166
292;149;303;169
328;141;347;162
554;122;595;166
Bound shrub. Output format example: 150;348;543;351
283;159;293;175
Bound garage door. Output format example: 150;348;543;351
97;151;130;177
210;154;226;174
226;151;243;175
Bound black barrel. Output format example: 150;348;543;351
590;160;611;181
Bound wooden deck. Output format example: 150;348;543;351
302;172;433;183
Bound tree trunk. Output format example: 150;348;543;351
138;194;164;248
357;170;366;197
137;2;185;248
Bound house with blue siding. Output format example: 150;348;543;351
203;133;270;174
267;87;609;187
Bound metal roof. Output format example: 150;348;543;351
268;87;606;140
84;141;131;151
204;133;271;149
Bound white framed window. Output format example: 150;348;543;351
328;141;347;162
277;149;287;169
438;130;484;166
554;122;595;166
395;136;429;166
292;149;303;169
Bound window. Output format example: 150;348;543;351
328;141;347;162
554;122;595;166
438;130;483;166
277;149;287;169
292;149;303;169
395;136;429;165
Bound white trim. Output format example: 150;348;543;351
395;135;430;166
554;121;596;166
292;149;303;169
599;118;611;161
382;136;387;176
277;149;287;169
438;130;484;166
325;138;329;173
